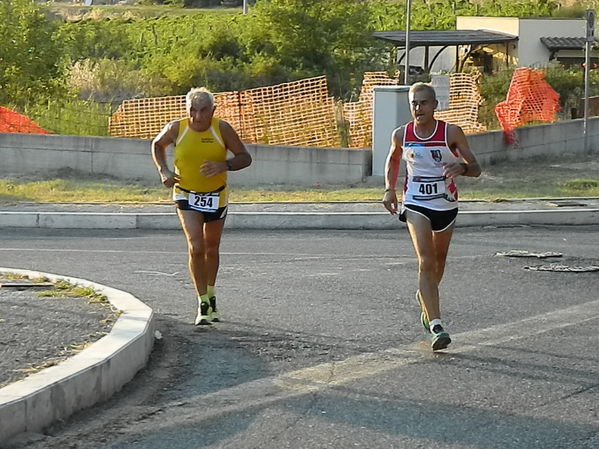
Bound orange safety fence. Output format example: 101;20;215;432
344;71;486;148
434;72;487;136
109;76;341;147
495;67;561;144
343;72;400;148
239;76;339;147
0;106;51;134
109;72;486;148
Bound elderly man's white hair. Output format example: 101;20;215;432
186;87;214;109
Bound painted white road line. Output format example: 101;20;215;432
0;247;416;261
109;298;599;435
0;247;180;254
280;298;599;391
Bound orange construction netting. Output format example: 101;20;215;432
343;72;400;148
344;71;486;148
0;106;51;134
109;76;341;147
435;72;487;136
495;67;561;143
239;76;339;147
109;73;486;148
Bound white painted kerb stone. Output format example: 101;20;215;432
0;268;155;443
0;208;597;230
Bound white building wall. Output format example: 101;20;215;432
456;16;520;35
456;16;520;62
401;16;586;73
518;18;585;67
457;16;587;67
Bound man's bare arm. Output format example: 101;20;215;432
382;127;404;214
444;124;481;178
151;121;179;187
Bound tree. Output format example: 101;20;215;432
240;0;381;98
0;0;64;107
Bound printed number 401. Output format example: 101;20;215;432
418;184;438;195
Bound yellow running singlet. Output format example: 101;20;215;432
173;117;229;207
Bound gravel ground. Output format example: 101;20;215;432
0;277;118;388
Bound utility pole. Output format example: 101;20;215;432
404;0;412;85
584;9;595;154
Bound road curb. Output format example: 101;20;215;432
0;268;155;443
456;208;599;227
0;208;597;230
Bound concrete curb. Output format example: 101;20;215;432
0;208;598;230
0;268;155;443
226;209;599;229
456;208;599;228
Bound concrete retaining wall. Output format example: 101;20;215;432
0;133;369;186
470;117;599;166
0;117;596;186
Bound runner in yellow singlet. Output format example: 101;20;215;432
152;87;252;325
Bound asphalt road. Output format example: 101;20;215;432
1;225;598;449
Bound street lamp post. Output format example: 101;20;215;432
404;0;412;85
584;9;595;154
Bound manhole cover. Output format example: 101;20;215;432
0;282;54;289
524;264;599;272
546;201;588;207
495;250;563;259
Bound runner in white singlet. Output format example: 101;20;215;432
402;119;459;213
382;82;481;351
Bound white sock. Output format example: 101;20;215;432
429;319;442;331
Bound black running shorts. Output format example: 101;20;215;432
176;201;228;222
399;204;458;232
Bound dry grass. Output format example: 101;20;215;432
0;154;598;204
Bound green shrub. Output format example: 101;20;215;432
478;69;514;130
5;0;599;138
23;98;114;136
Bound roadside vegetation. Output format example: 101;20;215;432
37;280;108;304
1;0;597;136
0;155;597;203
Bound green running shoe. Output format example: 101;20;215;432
431;324;451;351
194;301;213;326
209;296;220;322
421;312;431;334
416;291;430;333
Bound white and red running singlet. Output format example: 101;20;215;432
400;119;459;211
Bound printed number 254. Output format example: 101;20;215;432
195;196;212;207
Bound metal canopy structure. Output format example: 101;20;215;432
372;30;518;72
540;36;598;61
540;36;589;50
373;30;518;47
